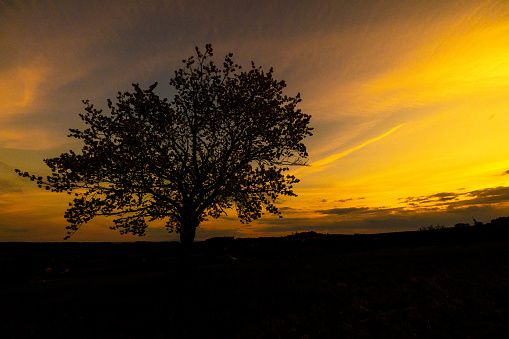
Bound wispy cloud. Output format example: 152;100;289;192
293;124;403;176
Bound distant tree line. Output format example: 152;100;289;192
419;216;509;231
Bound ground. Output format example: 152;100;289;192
1;226;509;338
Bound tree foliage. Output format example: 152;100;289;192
16;45;312;245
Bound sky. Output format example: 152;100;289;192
1;0;509;242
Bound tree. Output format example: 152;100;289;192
16;44;312;248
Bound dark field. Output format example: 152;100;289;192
1;225;509;338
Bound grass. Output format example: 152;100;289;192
1;227;509;338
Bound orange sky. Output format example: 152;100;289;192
1;0;509;241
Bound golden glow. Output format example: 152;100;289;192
294;124;404;176
362;18;509;113
0;126;60;150
1;1;509;240
0;67;47;113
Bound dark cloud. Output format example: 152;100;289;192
317;207;371;215
400;186;509;209
196;227;245;240
335;198;353;203
0;161;23;193
316;206;413;217
467;186;509;198
502;170;509;175
334;197;365;203
458;186;509;206
278;206;300;212
399;192;460;205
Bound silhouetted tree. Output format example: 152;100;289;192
16;45;312;249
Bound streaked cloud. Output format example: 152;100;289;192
294;124;404;176
0;67;48;114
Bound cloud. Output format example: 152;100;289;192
261;185;509;234
251;211;450;234
317;207;372;216
278;206;300;212
196;227;245;241
463;187;509;205
313;124;403;168
254;198;509;235
293;124;404;176
400;186;509;209
333;198;365;203
400;192;461;205
0;125;65;150
0;67;49;117
351;2;509;117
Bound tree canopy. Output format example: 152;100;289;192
16;44;312;245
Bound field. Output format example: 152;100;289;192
1;225;509;338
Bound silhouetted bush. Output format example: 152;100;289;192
489;216;509;227
419;224;446;231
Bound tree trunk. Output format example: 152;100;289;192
180;226;196;249
179;210;198;263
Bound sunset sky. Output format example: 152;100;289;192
1;0;509;242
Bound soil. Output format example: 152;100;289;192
1;225;509;338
